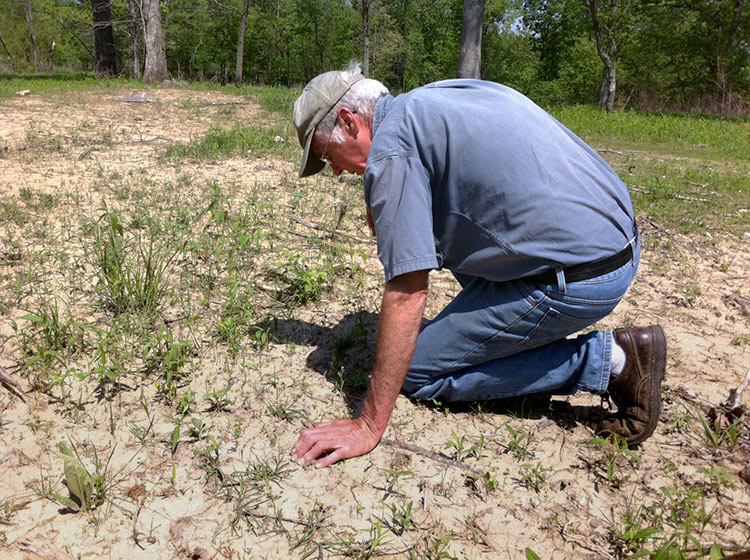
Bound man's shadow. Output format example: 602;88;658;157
266;312;605;432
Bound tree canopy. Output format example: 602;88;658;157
0;0;747;114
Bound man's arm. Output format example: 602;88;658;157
291;269;429;468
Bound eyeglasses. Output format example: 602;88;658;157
318;120;339;164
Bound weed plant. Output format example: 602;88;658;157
11;298;86;390
140;324;192;401
610;483;724;559
88;208;180;314
587;435;642;488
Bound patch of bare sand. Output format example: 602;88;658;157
0;88;748;560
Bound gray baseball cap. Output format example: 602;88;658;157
293;70;364;177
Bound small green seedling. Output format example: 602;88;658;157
57;441;93;512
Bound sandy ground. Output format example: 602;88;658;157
0;87;748;560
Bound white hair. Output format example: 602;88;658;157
315;60;390;144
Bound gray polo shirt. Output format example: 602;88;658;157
364;79;636;283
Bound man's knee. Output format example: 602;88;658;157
401;370;429;398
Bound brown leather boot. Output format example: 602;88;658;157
598;325;667;446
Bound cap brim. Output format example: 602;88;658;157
298;131;327;178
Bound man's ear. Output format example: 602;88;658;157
337;107;359;137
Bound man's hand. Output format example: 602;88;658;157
292;270;429;469
291;417;382;468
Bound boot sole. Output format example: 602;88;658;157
626;324;667;446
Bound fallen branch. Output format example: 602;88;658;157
286;214;376;244
630;185;711;203
79;136;175;160
727;367;750;411
0;366;26;402
0;250;22;263
596;148;624;156
735;297;750;318
381;437;484;476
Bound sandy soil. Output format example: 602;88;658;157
0;87;748;560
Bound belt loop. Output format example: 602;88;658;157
555;266;567;294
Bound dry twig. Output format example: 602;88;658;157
0;366;25;401
381;437;484;476
727;367;750;411
286;214;376;244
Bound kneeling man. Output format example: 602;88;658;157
290;62;667;468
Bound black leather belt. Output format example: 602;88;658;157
530;244;634;284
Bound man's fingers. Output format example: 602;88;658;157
316;448;346;468
301;440;332;464
291;417;380;468
292;429;342;466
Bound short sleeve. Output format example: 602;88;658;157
365;155;439;282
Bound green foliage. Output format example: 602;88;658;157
276;250;328;304
525;548;541;560
443;432;484;461
612;484;721;559
141;324;192;401
12;298;86;387
57;441;93;512
55;440;116;513
164;123;291;161
587;435;642;488
696;412;744;451
552;105;750;160
249;86;305;119
520;462;551;492
505;424;534;460
2;0;749;112
384;500;418;535
88;208;180;314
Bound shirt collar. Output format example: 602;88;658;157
372;95;393;138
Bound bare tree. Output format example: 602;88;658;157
127;0;142;79
143;0;167;82
458;0;485;79
23;0;38;69
710;0;746;112
235;0;251;84
93;0;117;76
0;30;12;58
581;0;632;113
362;0;371;77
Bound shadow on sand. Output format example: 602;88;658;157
264;311;605;432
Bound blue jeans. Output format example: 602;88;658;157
402;238;641;402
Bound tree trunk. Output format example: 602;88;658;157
0;30;11;58
142;0;168;83
599;57;617;112
127;0;141;79
93;0;118;76
583;0;620;113
23;0;38;69
362;0;370;77
457;0;485;79
235;0;250;84
716;0;745;112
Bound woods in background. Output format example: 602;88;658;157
0;0;748;115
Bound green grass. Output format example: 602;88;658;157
620;158;750;235
164;123;294;161
245;86;300;120
0;72;142;100
549;105;749;235
552;105;750;161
